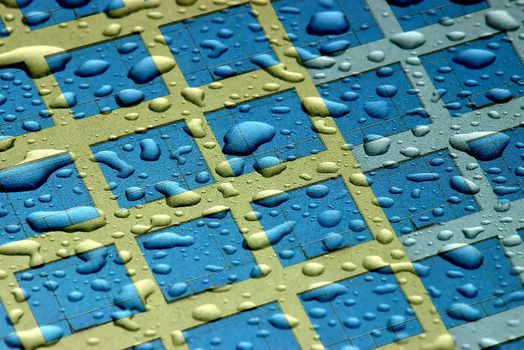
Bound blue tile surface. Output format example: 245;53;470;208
90;120;212;209
252;177;372;267
300;269;422;349
366;150;480;235
0;153;98;245
418;238;524;329
48;34;168;119
183;302;300;349
161;4;277;87
421;33;524;117
18;0;124;29
388;0;488;31
318;64;428;146
206;89;324;176
477;127;524;202
1;1;522;348
16;244;144;339
274;0;383;57
0;65;53;137
137;210;258;302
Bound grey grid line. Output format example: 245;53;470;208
361;0;524;348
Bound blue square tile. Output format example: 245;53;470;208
300;269;422;350
274;0;383;58
47;34;168;119
477;127;524;202
91;120;213;209
0;153;100;244
161;4;277;87
418;238;524;328
18;0;124;29
318;64;428;146
252;177;372;267
137;210;258;302
366;150;481;236
0;65;52;138
421;33;524;116
16;244;144;343
207;89;324;176
388;0;488;31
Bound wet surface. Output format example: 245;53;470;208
0;0;522;349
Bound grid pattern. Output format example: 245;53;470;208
420;32;524;116
0;64;52;137
0;152;99;244
300;269;422;349
206;89;325;175
0;0;521;350
18;0;125;29
137;210;258;302
477;127;524;202
318;63;428;145
91;120;212;209
418;237;524;328
366;150;480;235
274;0;383;55
252;177;372;266
160;4;277;87
16;244;144;338
388;0;489;31
48;34;169;119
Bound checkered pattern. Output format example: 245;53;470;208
0;0;522;349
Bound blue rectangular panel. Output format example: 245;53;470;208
161;4;277;87
0;65;53;137
476;127;524;202
206;89;325;176
252;177;372;267
47;34;168;119
0;153;100;245
418;238;524;328
17;0;124;29
388;0;488;31
137;210;258;302
300;269;422;349
16;244;144;341
274;0;383;57
90;120;213;209
421;33;524;117
318;64;428;146
366;150;480;235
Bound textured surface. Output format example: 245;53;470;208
0;0;522;349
